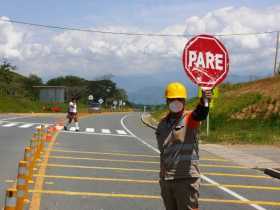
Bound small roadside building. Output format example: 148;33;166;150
33;86;65;103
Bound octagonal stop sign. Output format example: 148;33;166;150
182;34;229;90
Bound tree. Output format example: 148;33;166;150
114;88;128;101
47;75;86;86
94;74;114;81
86;79;117;101
23;74;43;99
0;60;16;84
46;75;88;101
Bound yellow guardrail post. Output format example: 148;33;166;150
23;147;33;182
16;161;29;210
4;189;17;210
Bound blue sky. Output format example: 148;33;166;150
2;0;280;29
1;1;280;103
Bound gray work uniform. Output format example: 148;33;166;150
156;104;208;210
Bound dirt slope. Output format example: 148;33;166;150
226;75;280;119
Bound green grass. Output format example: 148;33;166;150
151;92;280;145
0;96;88;113
201;118;280;144
0;96;43;112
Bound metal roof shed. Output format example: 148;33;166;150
33;86;65;103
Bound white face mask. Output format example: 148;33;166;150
168;100;184;113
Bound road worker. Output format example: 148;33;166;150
64;97;79;131
156;82;212;210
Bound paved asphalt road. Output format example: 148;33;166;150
1;112;280;210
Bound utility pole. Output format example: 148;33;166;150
273;31;280;75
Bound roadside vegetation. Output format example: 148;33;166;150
151;76;280;145
0;60;130;113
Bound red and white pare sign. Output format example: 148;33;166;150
182;34;229;90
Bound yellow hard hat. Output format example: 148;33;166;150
165;82;187;99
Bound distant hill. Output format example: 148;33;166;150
117;72;270;105
128;86;165;105
128;85;198;105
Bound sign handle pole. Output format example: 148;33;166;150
204;98;209;107
206;113;210;137
202;90;209;107
274;31;280;75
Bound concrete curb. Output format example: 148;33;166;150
264;168;280;179
140;113;157;130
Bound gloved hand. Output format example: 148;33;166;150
201;89;212;107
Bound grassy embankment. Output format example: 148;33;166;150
151;76;280;144
0;96;89;113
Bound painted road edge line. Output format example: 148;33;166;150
121;114;267;210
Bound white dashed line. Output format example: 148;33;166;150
85;128;95;133
101;129;111;134
69;127;76;131
2;123;19;127
116;130;127;135
19;123;34;128
55;125;63;130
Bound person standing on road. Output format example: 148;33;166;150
64;97;80;131
156;82;212;210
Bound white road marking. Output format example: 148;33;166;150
1;120;50;125
85;128;95;133
120;114;267;210
61;130;134;138
0;116;30;121
116;130;127;135
2;122;19;127
19;123;34;128
69;127;76;131
101;129;111;134
55;125;63;130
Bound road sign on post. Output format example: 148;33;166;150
88;95;94;101
183;34;229;91
98;98;104;104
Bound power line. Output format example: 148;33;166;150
0;18;279;38
0;19;186;37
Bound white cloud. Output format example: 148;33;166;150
0;6;280;81
0;16;23;58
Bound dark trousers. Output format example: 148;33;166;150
160;178;200;210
